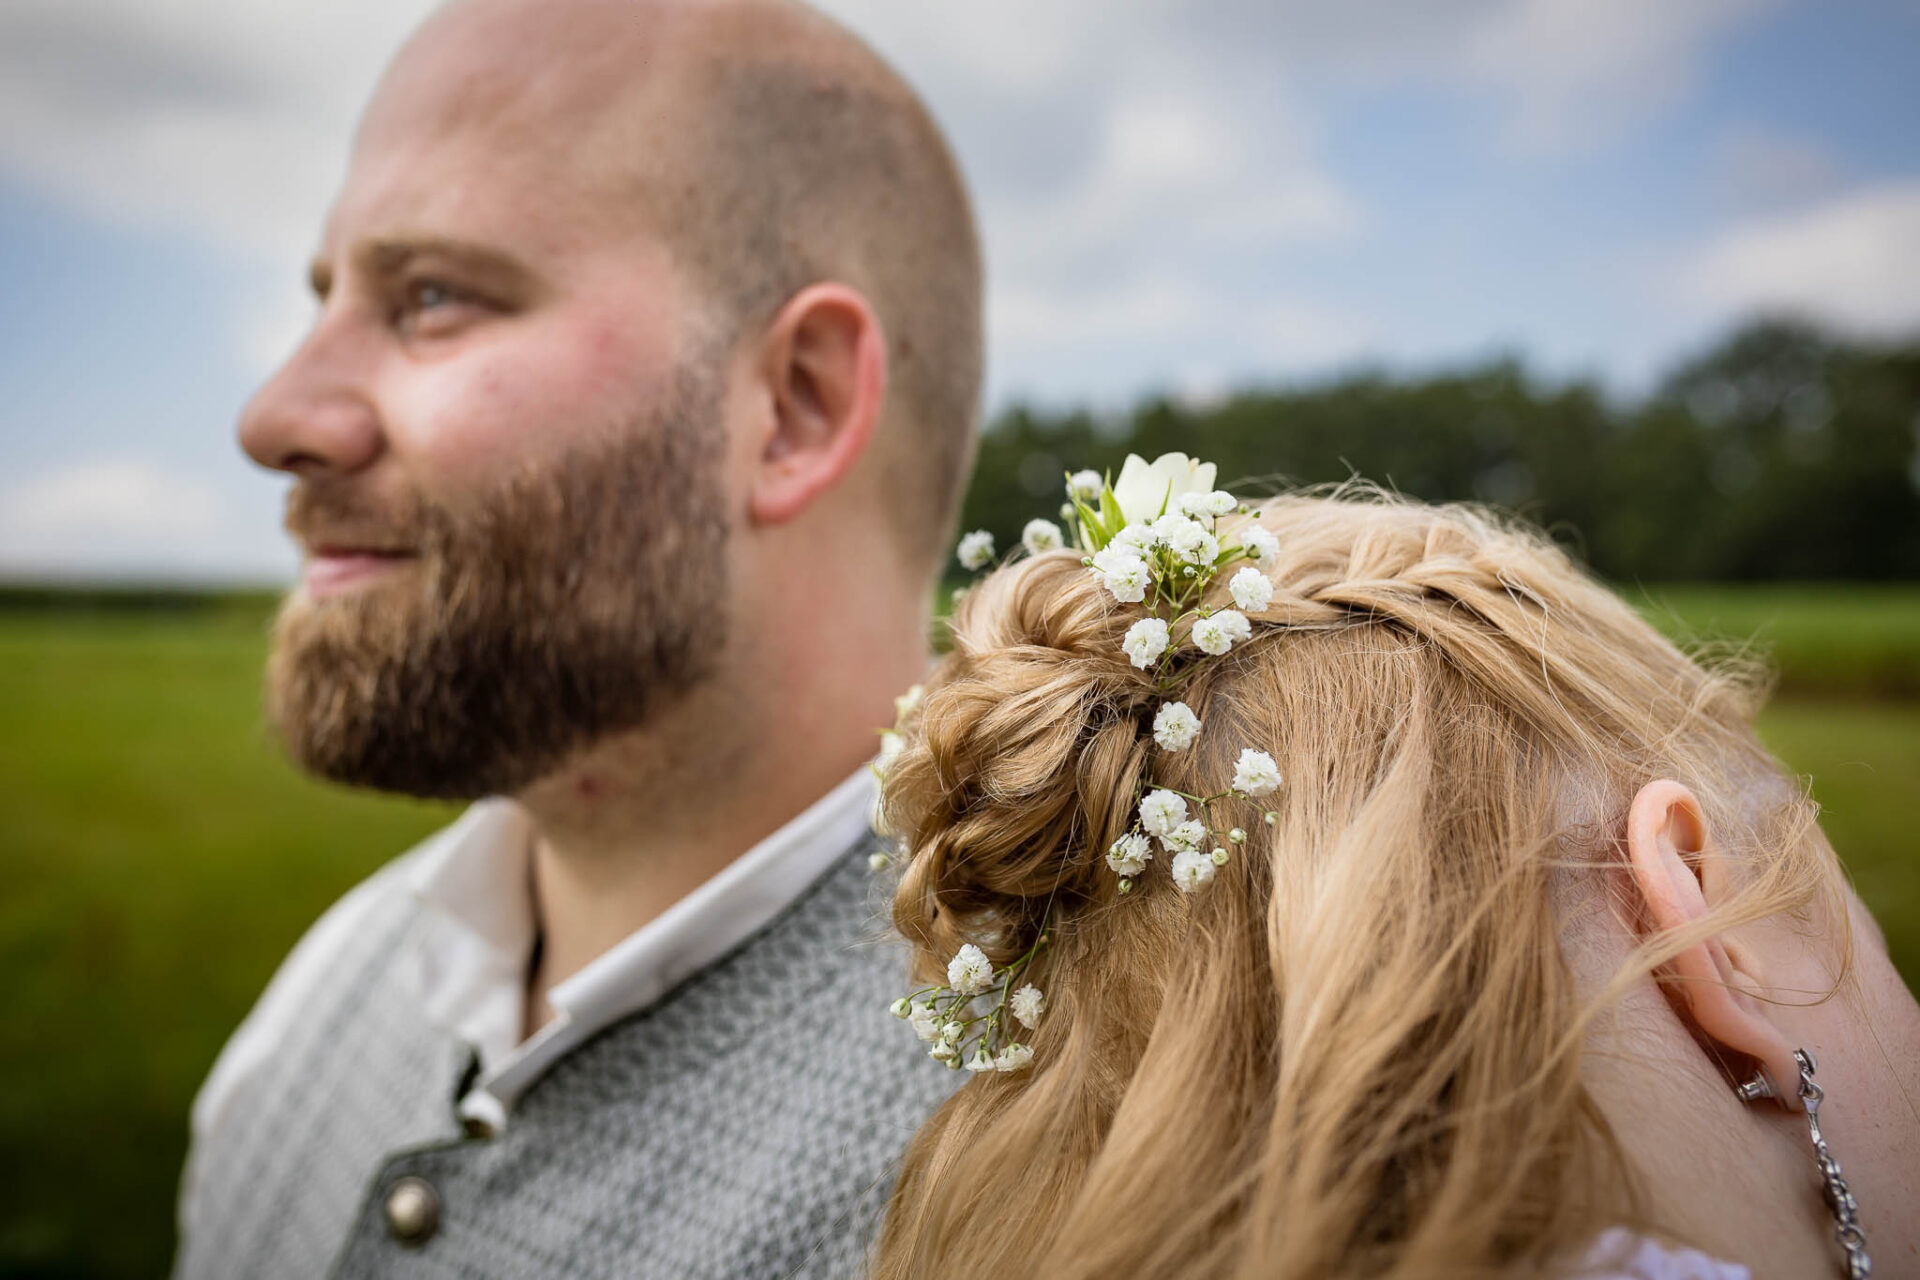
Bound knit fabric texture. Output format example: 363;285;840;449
175;837;958;1279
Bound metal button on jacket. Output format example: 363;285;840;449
383;1176;440;1246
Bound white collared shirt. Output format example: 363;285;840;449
191;766;879;1142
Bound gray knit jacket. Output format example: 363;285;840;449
173;836;956;1279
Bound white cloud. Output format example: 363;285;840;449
1680;181;1920;336
0;457;291;580
1714;127;1844;210
1457;0;1778;151
0;0;432;262
990;273;1375;407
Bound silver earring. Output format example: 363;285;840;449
1734;1067;1777;1103
1736;1050;1871;1279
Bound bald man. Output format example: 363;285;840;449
173;1;980;1275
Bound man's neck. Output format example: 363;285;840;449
511;600;929;1035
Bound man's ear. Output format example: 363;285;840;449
1624;779;1802;1107
745;282;887;527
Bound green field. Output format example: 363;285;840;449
1;587;1916;1278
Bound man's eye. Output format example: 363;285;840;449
405;280;459;311
395;279;481;336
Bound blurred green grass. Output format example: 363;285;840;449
0;586;1915;1278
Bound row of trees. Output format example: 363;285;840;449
954;321;1920;582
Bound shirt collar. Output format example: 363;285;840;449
405;797;538;949
400;768;881;1118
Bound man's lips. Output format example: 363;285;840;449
301;546;417;597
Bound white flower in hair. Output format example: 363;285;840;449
965;1045;997;1073
1138;788;1188;838
1011;984;1045;1028
908;1002;941;1043
1177;489;1240;519
957;529;995;570
894;684;924;721
1151;514;1218;566
1152;700;1201;751
1191;609;1251;655
874;730;905;776
931;1040;959;1062
994;1043;1036;1073
1113;453;1218;524
1172;848;1218;893
1241;525;1280;570
1122;617;1170;669
1106;831;1153;876
1229;567;1273;612
1090;547;1151;604
1160;819;1207;853
1232;748;1283;797
947;943;995;996
1022;518;1065;554
1110;523;1155;556
1067;470;1104;503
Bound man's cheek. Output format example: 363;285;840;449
387;357;602;481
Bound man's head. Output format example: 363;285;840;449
240;0;982;799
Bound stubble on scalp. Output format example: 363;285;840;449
265;362;730;800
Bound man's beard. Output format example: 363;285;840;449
265;365;730;800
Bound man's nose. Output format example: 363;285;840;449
237;316;385;476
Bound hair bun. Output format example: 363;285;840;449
885;552;1153;961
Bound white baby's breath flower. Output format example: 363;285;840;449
1229;567;1273;612
1138;789;1188;838
947;943;995;996
1152;700;1201;751
1113;453;1218;524
1160;819;1208;853
1090;546;1151;604
941;1021;965;1044
1241;526;1280;570
1110;523;1155;556
994;1043;1035;1073
890;996;912;1018
1106;831;1153;876
957;530;995;570
1191;609;1251;655
1232;748;1283;797
874;730;905;776
867;850;891;872
1122;617;1171;669
1022;518;1065;554
1010;984;1045;1028
1171;848;1218;893
893;684;924;722
930;1040;959;1062
1176;489;1240;519
1067;470;1104;503
1150;514;1217;566
908;1003;941;1042
965;1045;996;1073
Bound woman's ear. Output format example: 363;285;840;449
744;282;887;527
1624;779;1802;1107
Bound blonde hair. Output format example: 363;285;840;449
875;489;1847;1280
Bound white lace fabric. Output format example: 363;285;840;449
1576;1229;1752;1280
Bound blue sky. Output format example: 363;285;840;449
2;0;1916;580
